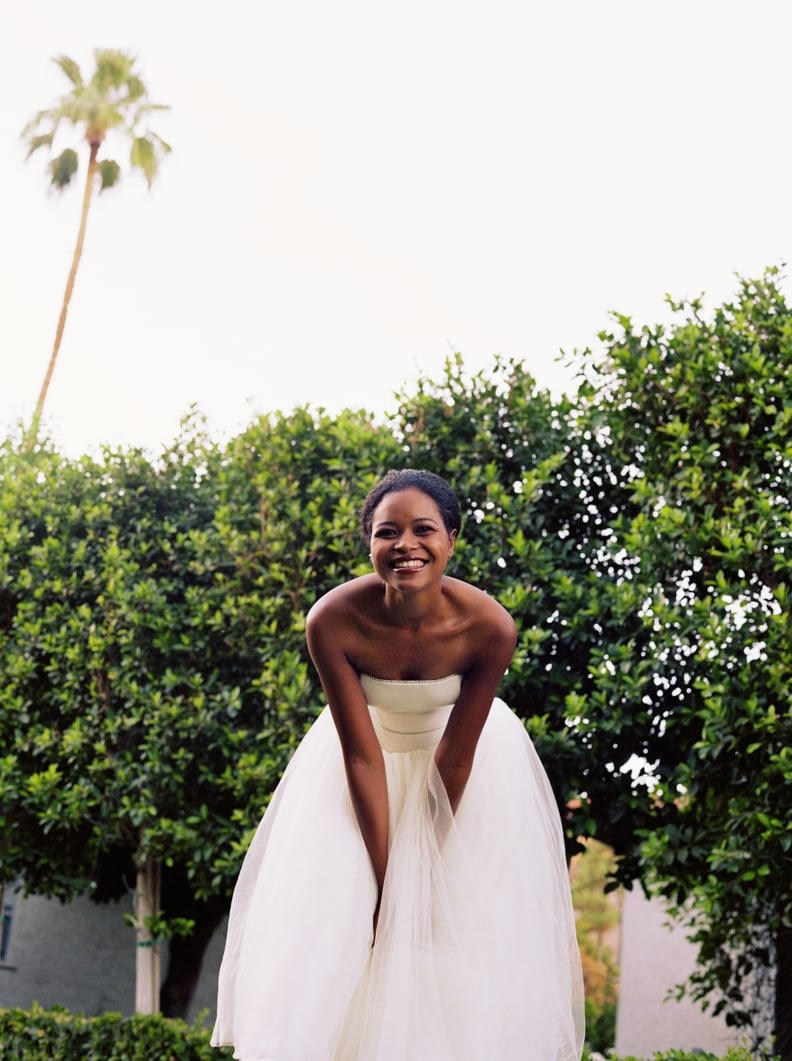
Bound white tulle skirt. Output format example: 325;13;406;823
212;681;584;1061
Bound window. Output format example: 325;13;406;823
0;883;17;965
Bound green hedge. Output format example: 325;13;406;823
0;1007;777;1061
0;1005;233;1060
584;1049;778;1061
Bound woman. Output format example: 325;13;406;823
212;469;584;1060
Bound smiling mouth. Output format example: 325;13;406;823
392;559;427;570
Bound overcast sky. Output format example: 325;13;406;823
2;1;790;456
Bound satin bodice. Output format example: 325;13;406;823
360;673;462;752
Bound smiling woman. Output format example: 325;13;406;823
211;469;584;1061
368;491;457;612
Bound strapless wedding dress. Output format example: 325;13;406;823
211;675;584;1060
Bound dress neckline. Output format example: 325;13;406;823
360;673;461;686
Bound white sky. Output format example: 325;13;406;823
1;0;790;456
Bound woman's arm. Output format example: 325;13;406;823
434;601;517;812
305;598;389;907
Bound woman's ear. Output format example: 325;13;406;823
448;528;457;556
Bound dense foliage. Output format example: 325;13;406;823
0;272;789;1050
0;1006;775;1061
0;409;401;1011
613;1051;778;1061
571;271;791;1047
0;1004;231;1060
572;841;620;1053
390;353;657;861
0;1001;772;1061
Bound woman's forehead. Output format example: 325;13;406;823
372;487;441;521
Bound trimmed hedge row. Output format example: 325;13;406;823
588;1050;777;1061
0;1005;232;1060
0;1007;776;1061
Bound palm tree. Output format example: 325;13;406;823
22;49;171;445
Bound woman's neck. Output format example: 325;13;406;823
381;579;446;629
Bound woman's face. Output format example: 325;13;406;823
369;487;456;590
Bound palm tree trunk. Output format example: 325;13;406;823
26;141;99;448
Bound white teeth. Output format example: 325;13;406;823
394;559;425;569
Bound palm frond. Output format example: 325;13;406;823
148;131;172;155
53;55;83;89
132;101;171;130
21;109;58;141
130;136;158;187
125;75;147;103
49;148;79;191
98;158;121;191
93;49;138;93
24;131;56;159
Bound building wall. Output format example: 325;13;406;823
615;887;744;1056
0;888;226;1024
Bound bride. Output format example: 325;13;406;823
212;468;584;1060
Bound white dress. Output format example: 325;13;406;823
211;675;584;1061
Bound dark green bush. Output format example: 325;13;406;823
0;1006;778;1061
583;995;617;1053
0;1004;233;1060
600;1048;779;1061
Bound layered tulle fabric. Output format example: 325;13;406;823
212;676;584;1061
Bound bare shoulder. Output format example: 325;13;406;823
305;574;381;630
444;577;517;647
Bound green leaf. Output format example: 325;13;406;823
48;148;78;190
98;158;121;190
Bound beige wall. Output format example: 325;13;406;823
0;889;225;1023
615;887;745;1056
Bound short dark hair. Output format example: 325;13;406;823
359;469;462;545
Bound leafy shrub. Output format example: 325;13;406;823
583;994;617;1053
0;1006;779;1060
572;839;620;1054
0;1004;233;1060
598;1047;779;1061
